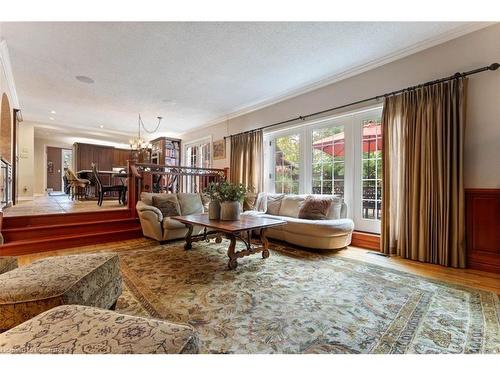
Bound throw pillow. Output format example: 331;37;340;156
152;194;181;217
266;194;285;215
326;196;343;219
200;192;210;211
255;193;267;212
298;195;334;220
243;192;258;211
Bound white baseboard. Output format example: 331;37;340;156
17;196;34;201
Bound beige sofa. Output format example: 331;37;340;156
241;193;354;250
136;192;206;242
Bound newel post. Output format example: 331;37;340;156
127;161;140;218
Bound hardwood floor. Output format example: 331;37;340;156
16;238;500;295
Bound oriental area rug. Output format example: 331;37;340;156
113;239;500;354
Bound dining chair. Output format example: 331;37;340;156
91;163;127;206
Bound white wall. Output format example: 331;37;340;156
181;24;500;189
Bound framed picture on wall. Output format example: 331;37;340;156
213;139;226;160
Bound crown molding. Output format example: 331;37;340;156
0;40;20;108
191;22;495;133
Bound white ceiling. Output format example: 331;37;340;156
0;22;490;142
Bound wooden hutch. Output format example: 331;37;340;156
150;137;181;166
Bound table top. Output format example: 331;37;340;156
77;170;128;177
172;213;286;233
77;170;124;174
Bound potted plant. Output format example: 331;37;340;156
217;181;247;221
204;182;221;220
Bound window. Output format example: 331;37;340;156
184;137;212;193
273;134;300;194
184;138;211;168
264;106;383;233
312;124;345;197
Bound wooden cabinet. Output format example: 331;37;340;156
465;189;500;273
112;148;131;169
74;143;131;172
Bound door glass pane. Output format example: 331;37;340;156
274;134;300;194
311;124;345;197
361;119;382;220
201;142;211;168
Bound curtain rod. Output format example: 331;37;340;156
224;62;499;140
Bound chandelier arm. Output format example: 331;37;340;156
139;114;163;134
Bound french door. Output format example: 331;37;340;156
352;109;382;233
264;106;383;234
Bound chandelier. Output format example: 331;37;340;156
129;114;163;150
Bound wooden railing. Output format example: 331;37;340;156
127;161;229;213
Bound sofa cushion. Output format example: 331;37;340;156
163;217;189;230
177;193;204;215
278;195;306;217
152;194;181;217
298;195;334;220
0;305;199;354
140;192;155;206
266;194;285;215
284;217;355;237
0;253;122;331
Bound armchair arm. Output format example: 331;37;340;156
136;201;163;222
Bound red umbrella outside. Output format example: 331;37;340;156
312;121;382;157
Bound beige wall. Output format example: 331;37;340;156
33;135;73;195
17;122;34;199
181;24;500;188
0;41;16;164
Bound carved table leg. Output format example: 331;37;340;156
184;223;194;250
260;228;270;259
226;233;238;270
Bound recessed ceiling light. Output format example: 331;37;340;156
162;99;176;105
99;125;104;129
50;110;56;114
76;75;95;84
49;117;55;121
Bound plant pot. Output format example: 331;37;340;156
220;201;241;221
208;200;221;220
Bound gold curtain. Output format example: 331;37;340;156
229;130;264;192
381;78;467;268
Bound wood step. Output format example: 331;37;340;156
0;227;143;256
2;209;133;229
2;218;141;242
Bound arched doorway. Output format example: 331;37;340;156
1;93;12;163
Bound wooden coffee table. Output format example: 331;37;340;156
172;214;286;270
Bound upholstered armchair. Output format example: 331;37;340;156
136;192;206;242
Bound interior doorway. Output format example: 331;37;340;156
46;146;72;193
